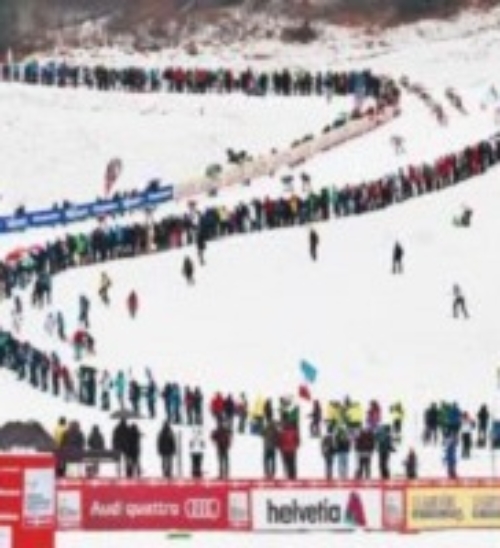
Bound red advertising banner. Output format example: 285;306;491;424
58;482;250;531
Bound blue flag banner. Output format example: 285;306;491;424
300;359;318;384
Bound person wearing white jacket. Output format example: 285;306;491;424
189;427;206;479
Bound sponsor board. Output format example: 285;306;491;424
406;487;500;530
0;527;12;548
57;490;82;530
79;484;250;531
252;489;381;531
23;468;55;527
383;489;405;530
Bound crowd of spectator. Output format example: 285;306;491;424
48;393;497;481
0;63;498;482
0;125;497;305
1;62;399;102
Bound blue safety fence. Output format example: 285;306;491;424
0;185;174;234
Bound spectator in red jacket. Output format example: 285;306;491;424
127;290;138;318
279;419;300;479
210;392;225;423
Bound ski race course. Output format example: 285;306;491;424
1;9;500;548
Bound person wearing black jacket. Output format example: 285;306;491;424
157;421;177;478
196;230;207;266
112;418;129;475
392;241;404;274
87;425;105;451
193;387;203;426
321;427;336;480
355;427;375;479
262;420;279;479
423;403;438;444
477;404;490;447
129;379;141;416
125;423;141;478
376;425;395;479
62;421;85;452
309;227;319;261
182;256;195;285
87;425;106;477
211;420;232;479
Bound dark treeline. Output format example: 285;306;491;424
1;0;499;52
0;0;126;51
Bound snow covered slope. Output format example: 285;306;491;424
1;13;500;548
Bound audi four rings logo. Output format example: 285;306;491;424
184;499;221;520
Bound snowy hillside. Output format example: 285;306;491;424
1;12;500;548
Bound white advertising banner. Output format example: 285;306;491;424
57;490;82;529
23;468;55;526
252;489;382;531
0;527;12;548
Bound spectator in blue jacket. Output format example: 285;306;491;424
444;436;458;479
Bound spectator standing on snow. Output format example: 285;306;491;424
196;230;207;266
129;378;141;416
391;135;406;155
98;272;112;305
146;373;158;419
87;425;106;477
444;436;458;479
100;370;111;411
125;423;142;478
87;425;105;451
309;400;322;437
112;418;129;475
78;295;90;328
403;448;418;479
56;310;66;340
211;420;232;479
477;404;490;447
189;427;206;479
392;241;404;274
461;413;474;459
279;419;300;479
182;256;195;285
127;290;138;318
376;425;395;479
390;401;404;442
237;393;248;434
54;417;68;477
114;370;126;411
336;426;351;479
423;402;439;445
321;426;337;480
157;421;176;478
355;427;375;479
309;227;319;261
452;284;469;319
262;420;279;479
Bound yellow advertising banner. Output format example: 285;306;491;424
406;487;500;530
